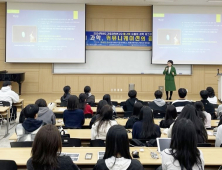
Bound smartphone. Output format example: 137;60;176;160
85;153;93;160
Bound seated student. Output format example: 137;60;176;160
125;90;139;112
60;86;71;107
27;125;79;170
159;105;177;129
161;118;204;170
125;102;143;129
0;81;19;120
217;104;222;119
215;124;222;147
168;104;208;143
103;94;116;114
132;106;161;140
91;105;118;140
89;100;108;128
149;90;167;113
206;86;218;104
15;104;43;141
84;86;95;105
93;125;143;170
200;90;216;119
34;99;56;125
63;95;85;129
78;93;93;115
172;88;192;114
194;101;211;128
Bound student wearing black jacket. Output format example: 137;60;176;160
84;86;95;105
125;102;143;129
93;125;143;170
200;90;216;119
148;90;167;113
60;86;71;107
125;90;140;112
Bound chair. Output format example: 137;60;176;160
153;110;165;118
124;111;133;118
120;102;126;111
197;143;211;147
141;101;149;106
10;141;33;148
111;101;118;106
90;139;105;147
62;138;81;147
85;114;92;118
89;103;96;107
0;160;17;170
55;113;63;118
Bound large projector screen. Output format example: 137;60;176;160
6;3;85;63
152;6;222;65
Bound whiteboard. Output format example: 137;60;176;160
53;50;192;75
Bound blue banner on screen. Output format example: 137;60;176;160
86;32;152;46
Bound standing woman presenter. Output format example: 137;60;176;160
163;60;176;100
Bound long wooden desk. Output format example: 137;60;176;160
9;129;215;143
0;147;221;169
56;118;219;128
54;99;175;106
53;107;124;114
0;106;10;137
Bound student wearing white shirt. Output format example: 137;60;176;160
161;118;204;170
215;125;222;147
206;87;218;104
91;105;118;140
0;81;19;120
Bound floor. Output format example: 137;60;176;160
0;112;20;148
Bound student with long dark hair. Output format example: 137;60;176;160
132;106;161;140
159;105;177;128
194;101;211;128
206;87;217;104
161;118;204;170
78;93;93;115
168;104;208;143
93;125;143;170
27;125;79;170
35;99;56;125
103;94;116;113
91;105;117;140
60;86;71;107
89;100;108;128
84;86;95;105
63;95;85;129
125;102;143;129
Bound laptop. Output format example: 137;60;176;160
156;138;171;152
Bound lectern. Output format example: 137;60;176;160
218;74;222;102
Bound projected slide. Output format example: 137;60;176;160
6;3;85;63
152;6;222;64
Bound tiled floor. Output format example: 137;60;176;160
0;113;20;148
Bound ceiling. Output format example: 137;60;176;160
0;0;222;6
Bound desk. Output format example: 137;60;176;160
0;106;10;137
13;99;24;110
9;129;215;143
53;107;124;114
0;147;221;168
56;118;219;128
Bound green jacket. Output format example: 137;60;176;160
163;66;177;91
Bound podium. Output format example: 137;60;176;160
218;74;222;102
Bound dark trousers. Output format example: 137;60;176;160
10;106;17;120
